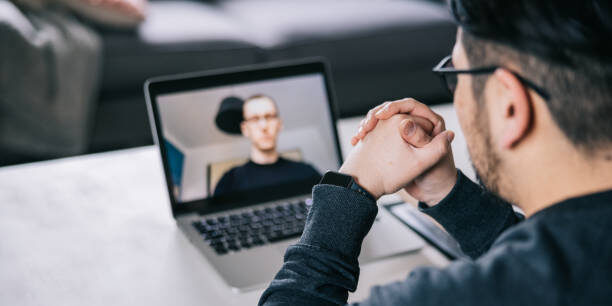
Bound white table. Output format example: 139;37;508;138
0;104;472;306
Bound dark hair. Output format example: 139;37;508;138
451;0;612;151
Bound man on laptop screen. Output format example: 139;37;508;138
155;71;338;204
213;94;321;196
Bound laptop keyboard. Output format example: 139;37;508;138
192;199;312;255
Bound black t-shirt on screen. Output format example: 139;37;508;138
213;157;322;197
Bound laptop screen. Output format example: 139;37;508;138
152;67;341;210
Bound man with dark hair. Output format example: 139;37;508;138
258;0;612;305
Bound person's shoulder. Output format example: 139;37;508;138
279;158;321;175
217;163;246;184
491;203;612;269
498;195;612;247
234;159;261;171
280;158;314;169
222;165;242;176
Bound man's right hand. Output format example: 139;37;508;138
352;98;458;206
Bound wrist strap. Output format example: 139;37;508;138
319;171;376;201
348;180;376;201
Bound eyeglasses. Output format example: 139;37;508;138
432;55;550;100
244;113;279;124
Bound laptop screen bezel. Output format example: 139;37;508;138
144;59;344;217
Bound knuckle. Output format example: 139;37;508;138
397;98;413;105
399;97;417;106
365;113;374;124
381;102;392;111
401;98;420;110
377;101;390;111
366;109;374;118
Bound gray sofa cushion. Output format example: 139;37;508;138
223;0;452;51
101;1;262;92
222;0;455;115
100;0;455;115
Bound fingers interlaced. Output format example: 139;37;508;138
375;98;446;135
352;102;390;145
352;97;446;146
361;103;389;134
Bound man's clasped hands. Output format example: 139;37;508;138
341;98;458;206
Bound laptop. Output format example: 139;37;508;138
144;59;424;292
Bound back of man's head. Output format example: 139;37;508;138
451;0;612;151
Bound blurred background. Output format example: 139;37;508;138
0;0;456;167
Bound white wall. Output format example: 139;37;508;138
156;73;340;202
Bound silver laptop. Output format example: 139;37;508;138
144;59;424;292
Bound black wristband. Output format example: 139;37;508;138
319;171;376;201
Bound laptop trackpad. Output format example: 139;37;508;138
359;207;424;264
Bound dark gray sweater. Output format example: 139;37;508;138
259;170;612;305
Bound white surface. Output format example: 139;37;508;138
0;104;464;306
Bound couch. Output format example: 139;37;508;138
91;0;456;153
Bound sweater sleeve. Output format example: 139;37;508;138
258;184;378;306
418;170;523;259
258;176;532;306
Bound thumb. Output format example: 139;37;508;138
399;118;433;148
415;130;454;168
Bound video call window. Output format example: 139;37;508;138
156;73;339;203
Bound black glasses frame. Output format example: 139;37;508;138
432;55;550;100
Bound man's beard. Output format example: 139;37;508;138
467;112;503;198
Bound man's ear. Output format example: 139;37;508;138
493;68;533;149
240;121;249;137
